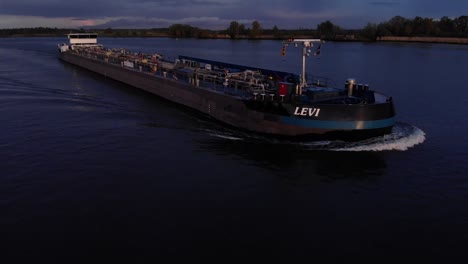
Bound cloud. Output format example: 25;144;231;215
0;0;465;29
0;0;242;18
92;15;258;30
368;1;400;6
266;9;341;20
94;16;223;29
0;15;111;28
0;0;248;28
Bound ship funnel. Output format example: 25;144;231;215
346;78;355;96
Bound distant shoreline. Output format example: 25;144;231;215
2;33;468;45
376;36;468;45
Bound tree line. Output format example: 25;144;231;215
361;15;468;40
1;15;467;41
167;15;468;40
0;27;71;37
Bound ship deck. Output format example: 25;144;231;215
66;45;385;106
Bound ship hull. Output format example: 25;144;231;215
59;51;395;140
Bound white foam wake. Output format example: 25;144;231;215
204;122;426;152
208;133;244;141
331;124;426;152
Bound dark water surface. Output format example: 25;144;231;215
1;37;468;261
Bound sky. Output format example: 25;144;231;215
0;0;466;30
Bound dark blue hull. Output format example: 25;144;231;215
59;51;396;141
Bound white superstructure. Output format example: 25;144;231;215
68;33;98;45
58;33;100;53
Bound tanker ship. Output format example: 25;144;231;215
58;33;395;140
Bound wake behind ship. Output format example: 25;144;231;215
58;33;396;140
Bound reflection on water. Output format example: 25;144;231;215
194;134;388;180
1;37;467;260
192;121;425;182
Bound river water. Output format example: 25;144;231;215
1;37;468;261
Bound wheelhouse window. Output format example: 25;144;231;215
69;34;97;39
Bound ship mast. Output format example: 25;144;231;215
282;38;322;94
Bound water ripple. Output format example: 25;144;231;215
205;122;425;152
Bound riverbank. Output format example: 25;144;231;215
2;32;468;45
377;36;468;45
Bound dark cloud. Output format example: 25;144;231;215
0;0;242;18
0;0;322;28
1;0;123;18
71;18;92;21
93;16;231;29
369;1;400;6
93;18;170;29
0;0;466;29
